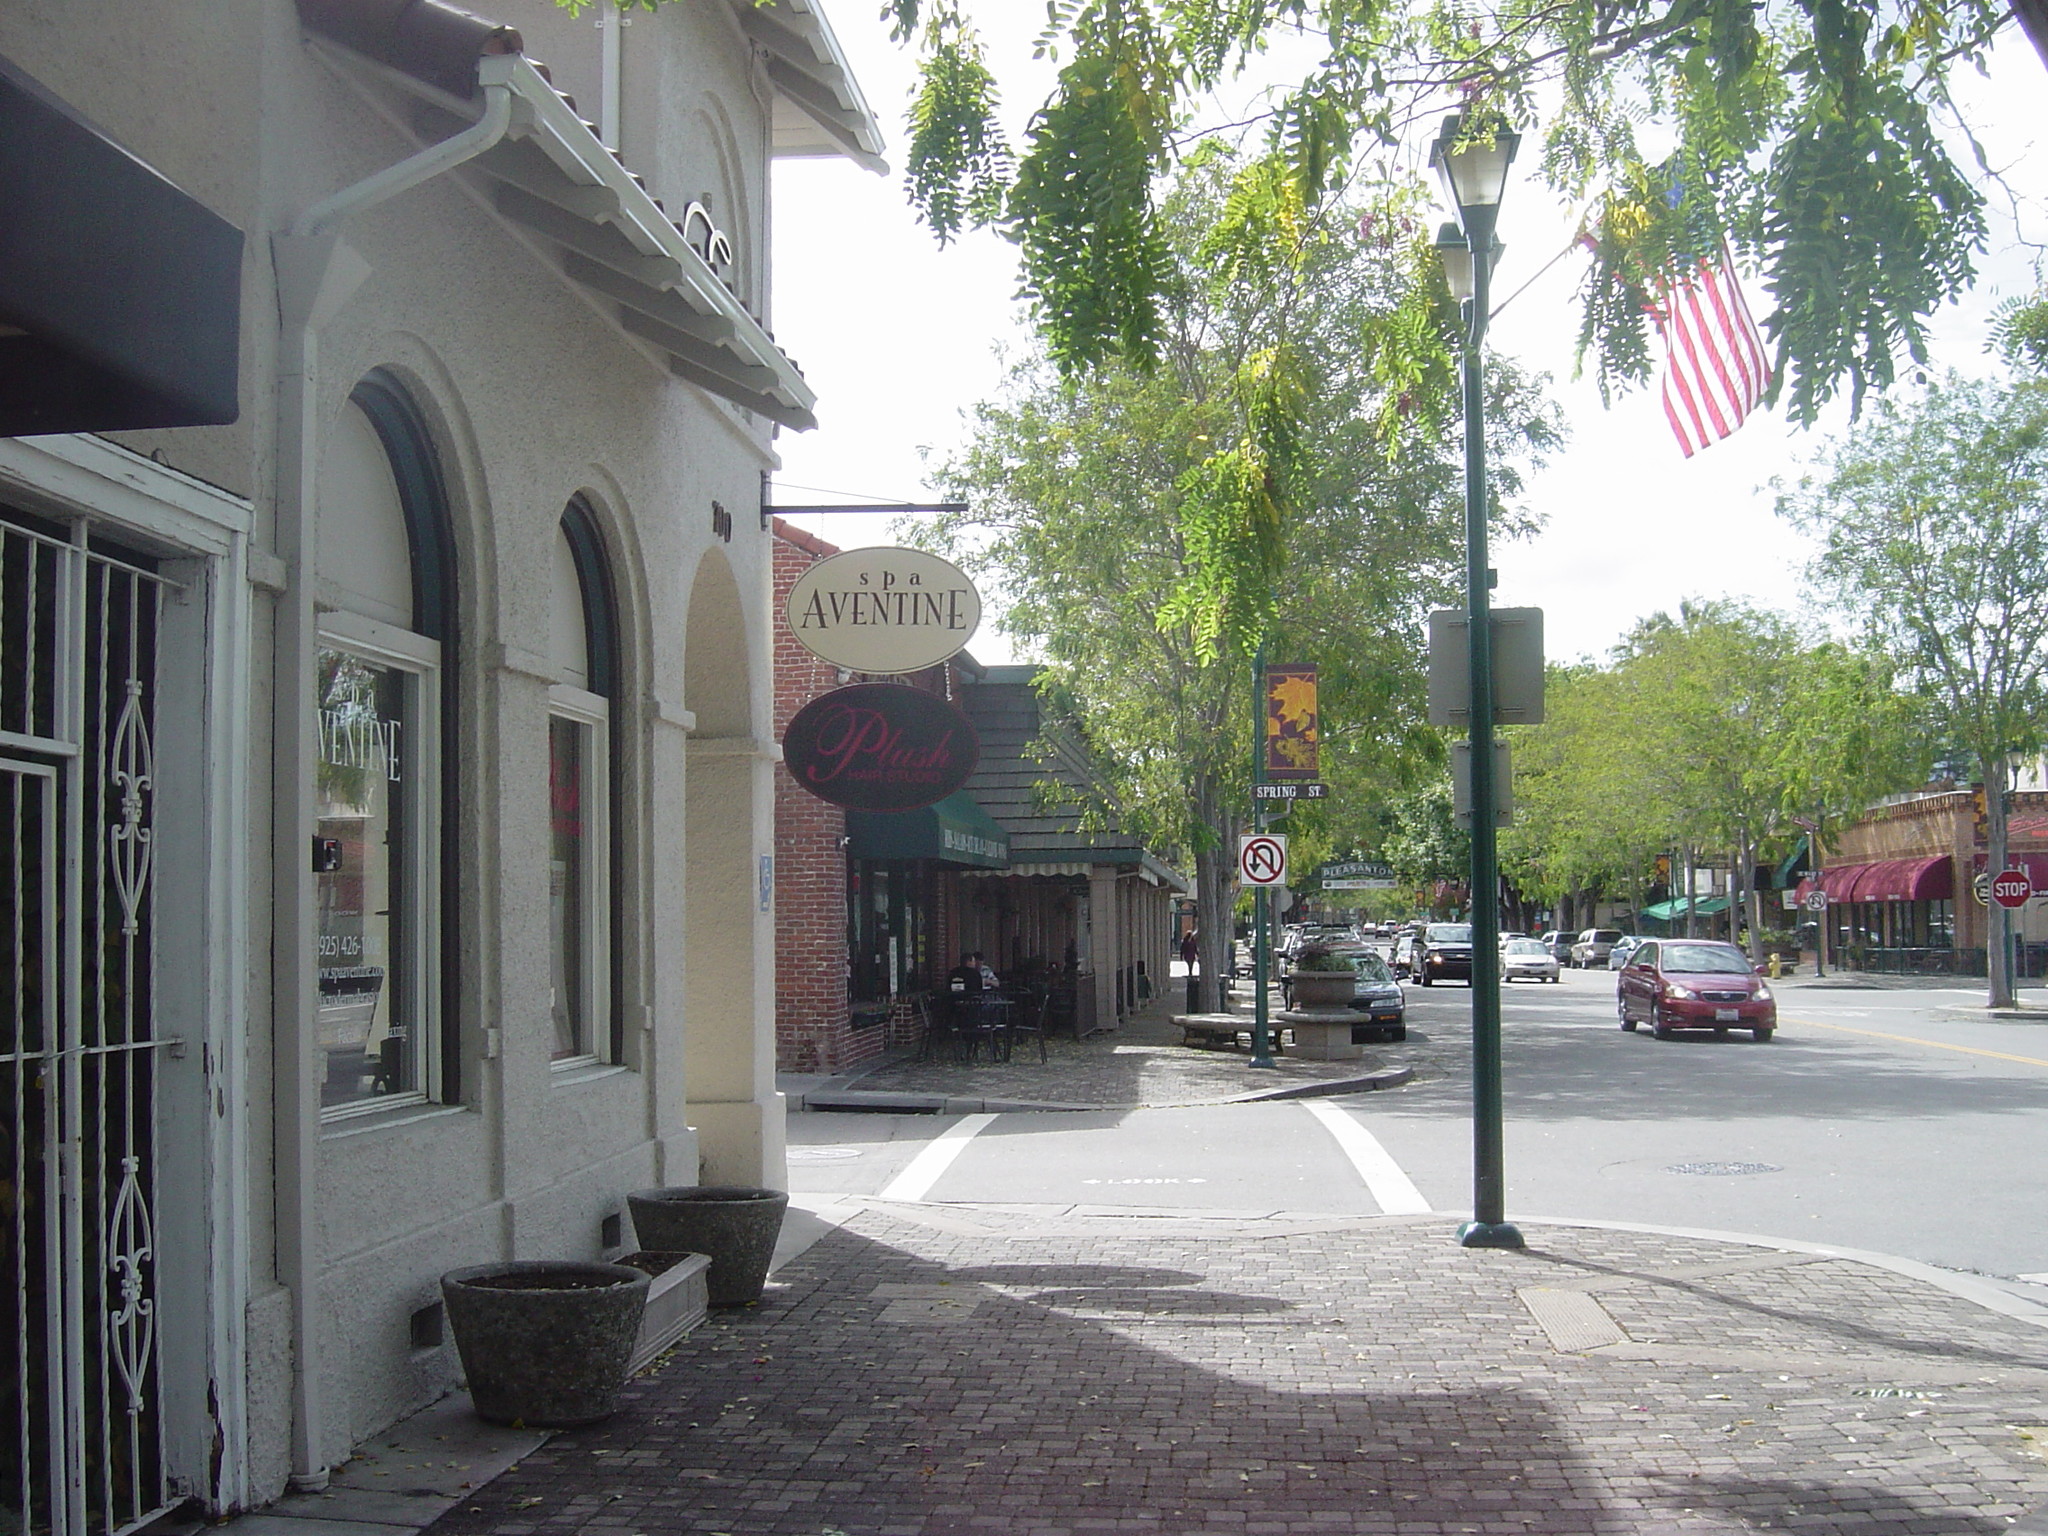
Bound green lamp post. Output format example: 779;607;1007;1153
1430;112;1524;1251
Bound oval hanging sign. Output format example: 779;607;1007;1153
782;683;979;812
784;547;981;674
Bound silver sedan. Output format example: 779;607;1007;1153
1501;937;1560;983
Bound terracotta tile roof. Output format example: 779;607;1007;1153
297;0;521;101
771;517;841;560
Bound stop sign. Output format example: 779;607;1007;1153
1992;868;2034;908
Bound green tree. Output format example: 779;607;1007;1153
1380;780;1468;917
919;152;1557;1005
1779;372;2048;1007
1499;663;1670;924
1500;605;1925;953
886;0;2005;423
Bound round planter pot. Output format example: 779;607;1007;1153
441;1260;650;1428
1287;971;1355;1008
628;1186;789;1307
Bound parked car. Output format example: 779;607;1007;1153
1537;930;1573;962
1616;939;1776;1041
1497;930;1528;948
1607;935;1648;971
1415;922;1475;987
1569;928;1624;968
1501;937;1560;983
1343;949;1407;1040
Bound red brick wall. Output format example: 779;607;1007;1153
770;520;875;1073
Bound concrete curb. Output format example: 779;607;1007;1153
795;1065;1415;1115
1515;1213;2048;1332
1942;1006;2048;1023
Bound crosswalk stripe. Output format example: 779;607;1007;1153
879;1112;997;1201
1301;1100;1431;1214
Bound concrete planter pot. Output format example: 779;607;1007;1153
1287;971;1355;1008
628;1186;789;1307
441;1260;649;1428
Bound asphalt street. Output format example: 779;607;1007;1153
787;966;2048;1287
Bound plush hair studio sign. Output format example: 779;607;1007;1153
784;547;981;674
783;683;979;811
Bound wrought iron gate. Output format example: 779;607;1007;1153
0;510;170;1536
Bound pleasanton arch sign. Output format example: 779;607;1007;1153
784;547;981;674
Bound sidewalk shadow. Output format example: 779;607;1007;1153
421;1223;2021;1536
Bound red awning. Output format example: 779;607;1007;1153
1817;857;1953;903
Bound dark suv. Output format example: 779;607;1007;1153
1416;922;1475;987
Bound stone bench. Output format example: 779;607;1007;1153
1173;1013;1253;1050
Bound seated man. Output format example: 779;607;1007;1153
947;952;984;998
973;950;1000;990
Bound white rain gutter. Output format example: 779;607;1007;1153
270;53;515;1489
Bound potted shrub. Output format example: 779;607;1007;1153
1286;941;1356;1009
441;1259;649;1427
628;1185;789;1307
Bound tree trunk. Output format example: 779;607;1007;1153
1738;826;1763;962
1683;847;1698;938
1192;779;1235;1014
1987;758;2016;1009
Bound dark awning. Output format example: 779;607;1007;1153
1773;835;1809;891
1817;856;1952;904
847;791;1010;869
0;53;242;435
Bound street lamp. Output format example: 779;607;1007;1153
1430;112;1524;1251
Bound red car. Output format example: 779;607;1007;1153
1616;939;1777;1042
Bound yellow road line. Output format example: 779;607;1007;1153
1786;1014;2048;1069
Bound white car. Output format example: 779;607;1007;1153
1607;935;1649;970
1501;937;1560;983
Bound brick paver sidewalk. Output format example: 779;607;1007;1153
423;1206;2048;1536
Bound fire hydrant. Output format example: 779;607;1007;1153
1767;952;1784;980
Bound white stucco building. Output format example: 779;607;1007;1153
0;0;879;1519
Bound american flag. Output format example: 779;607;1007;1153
1653;242;1771;457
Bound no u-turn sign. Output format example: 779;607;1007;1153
1239;833;1288;887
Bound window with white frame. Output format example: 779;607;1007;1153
549;506;617;1065
316;615;440;1110
314;384;455;1116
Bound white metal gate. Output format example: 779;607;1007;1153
0;509;170;1536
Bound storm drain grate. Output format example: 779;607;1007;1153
1665;1160;1783;1176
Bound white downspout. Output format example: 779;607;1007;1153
292;64;515;237
269;57;515;1490
599;10;623;150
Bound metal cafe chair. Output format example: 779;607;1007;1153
1004;989;1049;1064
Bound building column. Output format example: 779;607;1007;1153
1088;866;1118;1032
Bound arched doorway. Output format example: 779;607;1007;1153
680;551;784;1186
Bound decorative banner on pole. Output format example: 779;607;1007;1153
784;547;981;675
782;682;979;811
1263;664;1319;781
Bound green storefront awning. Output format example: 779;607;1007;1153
846;791;1010;869
1773;835;1810;891
1642;895;1732;922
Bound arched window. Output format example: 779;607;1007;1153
312;374;456;1115
548;497;619;1064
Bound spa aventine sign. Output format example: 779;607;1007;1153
784;547;981;674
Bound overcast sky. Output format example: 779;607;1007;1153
769;13;2048;669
